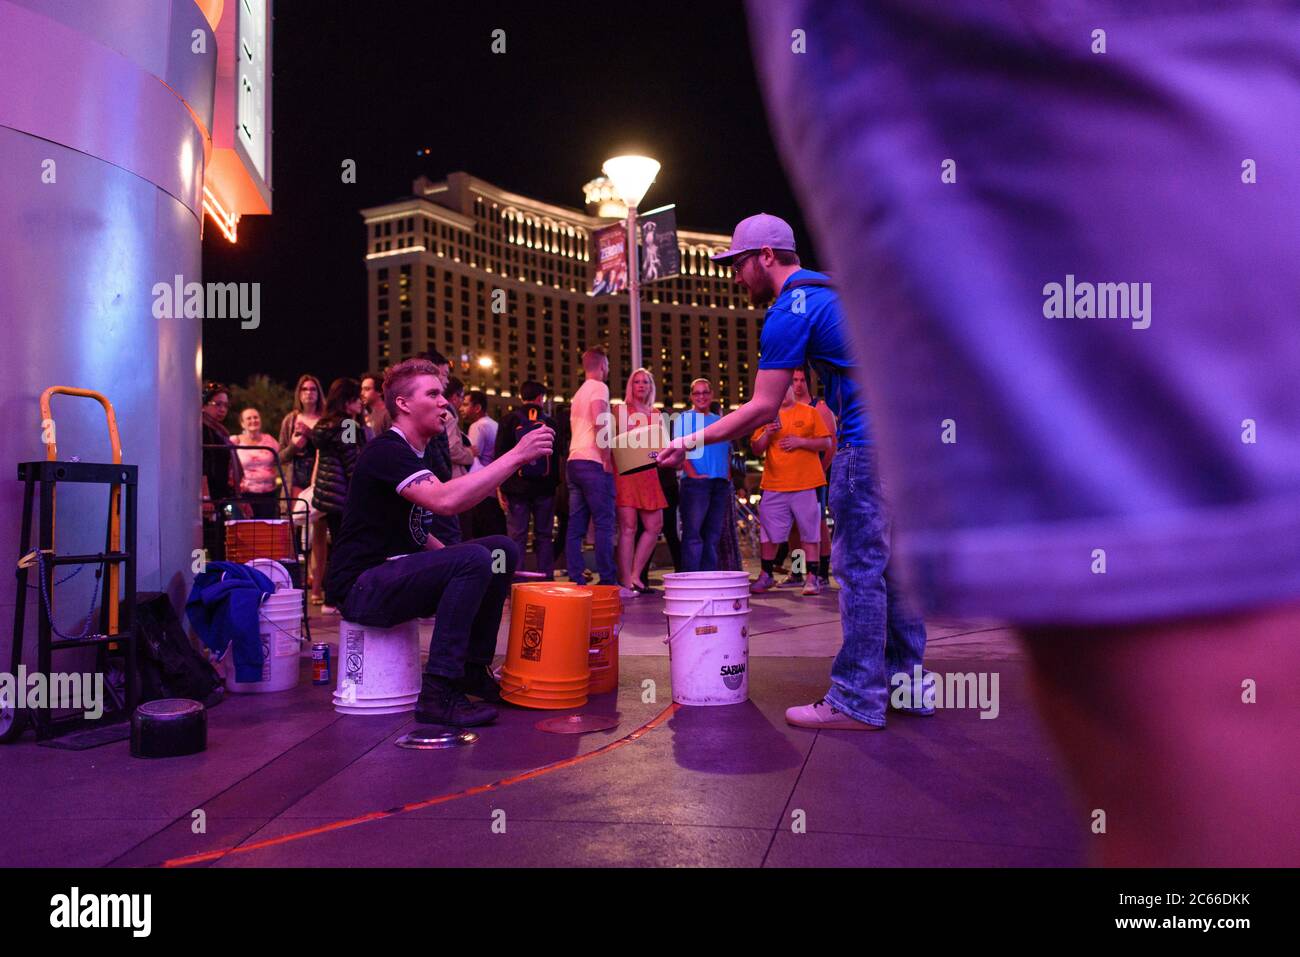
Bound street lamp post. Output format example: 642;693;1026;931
624;205;642;374
602;155;660;377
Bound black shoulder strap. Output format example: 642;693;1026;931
785;277;835;291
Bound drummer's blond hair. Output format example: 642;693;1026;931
382;358;438;420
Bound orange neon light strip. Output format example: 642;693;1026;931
202;185;240;243
162;701;681;867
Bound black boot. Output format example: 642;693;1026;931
452;664;502;703
415;674;498;727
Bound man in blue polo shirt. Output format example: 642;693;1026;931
658;213;928;730
674;378;733;572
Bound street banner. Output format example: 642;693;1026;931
591;223;628;295
638;204;680;282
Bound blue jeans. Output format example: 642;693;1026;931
506;494;555;578
565;459;617;583
826;446;928;726
339;536;519;680
679;477;731;571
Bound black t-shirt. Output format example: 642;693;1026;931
323;427;447;604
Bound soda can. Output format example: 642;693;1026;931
312;642;331;685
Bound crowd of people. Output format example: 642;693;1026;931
200;350;841;610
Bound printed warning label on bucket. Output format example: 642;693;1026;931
522;603;545;661
695;624;718;635
345;632;364;684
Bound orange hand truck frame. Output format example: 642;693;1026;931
38;386;123;635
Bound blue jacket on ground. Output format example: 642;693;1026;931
186;562;275;682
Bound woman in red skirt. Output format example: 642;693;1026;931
615;368;667;597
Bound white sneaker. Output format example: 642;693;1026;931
785;698;883;730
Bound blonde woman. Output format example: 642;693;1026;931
278;374;327;603
614;368;667;598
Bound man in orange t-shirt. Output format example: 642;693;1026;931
750;386;833;595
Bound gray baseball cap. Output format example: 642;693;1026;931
710;213;797;261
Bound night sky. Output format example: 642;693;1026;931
201;0;811;389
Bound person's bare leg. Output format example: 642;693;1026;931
309;514;328;601
631;509;662;588
616;506;638;588
1022;602;1300;866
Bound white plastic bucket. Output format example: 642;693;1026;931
334;619;421;714
226;610;303;693
662;572;751;706
247;560;294;589
662;571;750;596
662;571;751;617
261;588;302;609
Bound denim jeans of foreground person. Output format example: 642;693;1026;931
565;460;617;583
507;494;555;578
340;536;519;679
679;477;732;572
826;446;928;726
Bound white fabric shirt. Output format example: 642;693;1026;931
568;378;610;468
467;416;498;472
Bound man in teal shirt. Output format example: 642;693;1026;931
674;379;732;571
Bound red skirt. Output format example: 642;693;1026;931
615;467;667;510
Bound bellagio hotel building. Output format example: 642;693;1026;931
361;172;763;410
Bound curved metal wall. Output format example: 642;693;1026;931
0;0;214;665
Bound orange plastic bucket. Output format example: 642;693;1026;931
500;583;593;709
584;585;622;695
